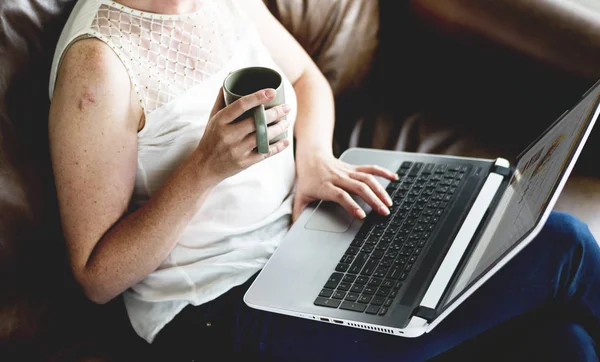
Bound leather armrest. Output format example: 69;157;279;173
412;0;600;79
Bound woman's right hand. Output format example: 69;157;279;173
195;87;291;181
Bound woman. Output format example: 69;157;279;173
48;0;600;360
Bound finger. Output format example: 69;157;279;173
336;177;390;216
355;165;398;180
292;194;311;223
240;117;291;151
209;87;225;119
349;171;393;207
325;186;366;219
217;88;276;124
245;138;291;165
232;104;291;136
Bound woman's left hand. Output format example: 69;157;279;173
292;152;399;223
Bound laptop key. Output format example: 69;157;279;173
376;287;390;297
337;282;351;291
365;237;379;246
350;284;364;293
409;162;423;174
346;246;359;255
400;161;413;169
371;296;385;306
341;254;354;264
388;266;401;279
371;250;384;259
384;298;394;307
379;307;389;316
394;281;402;290
366;305;380;315
361;245;375;254
335;263;350;272
389;289;398;298
358;294;372;304
345;292;359;302
373;268;388;278
381;279;395;288
314;297;341;309
422;163;435;174
324;273;344;289
355;276;368;284
379;259;392;268
319;289;334;298
332;291;346;300
363;286;376;295
349;265;362;274
340;301;367;313
343;274;357;283
350;239;364;247
368;278;383;287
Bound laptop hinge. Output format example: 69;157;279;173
413;306;437;322
491;158;512;178
492;164;511;177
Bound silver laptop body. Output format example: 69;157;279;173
244;80;600;337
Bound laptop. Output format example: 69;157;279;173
244;79;600;337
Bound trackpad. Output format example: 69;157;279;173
305;201;355;233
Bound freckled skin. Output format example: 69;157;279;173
78;89;96;110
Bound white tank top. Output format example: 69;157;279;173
49;0;297;343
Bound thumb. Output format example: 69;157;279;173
292;193;310;223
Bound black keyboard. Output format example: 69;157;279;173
314;161;470;316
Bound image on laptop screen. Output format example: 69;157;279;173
445;84;600;304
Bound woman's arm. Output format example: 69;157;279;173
239;1;397;221
236;0;334;153
49;39;290;304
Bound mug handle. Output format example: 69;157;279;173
253;104;270;154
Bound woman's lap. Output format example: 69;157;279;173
153;212;600;361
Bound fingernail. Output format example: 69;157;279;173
281;104;291;113
385;195;393;207
379;205;390;216
356;208;366;219
264;89;276;98
394;173;399;180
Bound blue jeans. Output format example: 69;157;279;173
152;212;600;361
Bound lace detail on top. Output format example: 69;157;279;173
90;0;244;114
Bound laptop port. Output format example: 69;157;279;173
320;317;329;322
333;320;344;324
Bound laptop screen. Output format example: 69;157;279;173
443;82;600;305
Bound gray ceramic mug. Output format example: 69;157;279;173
223;67;287;154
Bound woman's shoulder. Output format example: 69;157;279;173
51;37;141;120
54;38;129;96
50;37;143;137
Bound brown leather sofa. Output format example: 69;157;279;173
1;0;598;360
